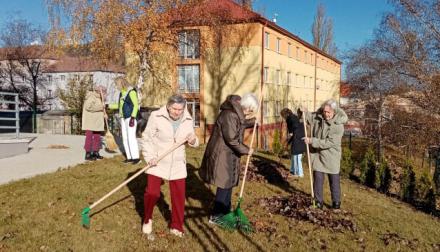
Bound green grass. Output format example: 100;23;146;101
0;146;439;251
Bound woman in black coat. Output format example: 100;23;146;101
281;108;306;177
199;94;258;222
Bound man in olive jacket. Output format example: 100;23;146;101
199;94;257;222
303;99;348;209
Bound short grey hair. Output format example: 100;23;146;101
240;93;259;112
167;94;186;107
321;99;339;111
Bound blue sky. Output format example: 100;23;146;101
0;0;393;61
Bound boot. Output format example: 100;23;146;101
85;152;96;161
92;151;104;160
332;201;341;209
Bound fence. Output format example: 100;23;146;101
0;92;19;138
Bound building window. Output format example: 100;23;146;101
310;53;314;65
288;43;292;57
61;75;65;81
276;38;281;53
263;100;269;117
73;74;79;81
47;75;52;83
88;74;93;81
264;32;270;49
287;72;291;85
295;74;300;87
47;89;52;98
304;76;307;88
264;67;269;83
186;99;200;127
178;65;200;93
276;69;281;84
276;101;281;116
304;50;308;63
22;76;26;82
178;30;200;59
296;47;300;60
310;77;313;88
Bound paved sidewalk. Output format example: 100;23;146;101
0;133;121;185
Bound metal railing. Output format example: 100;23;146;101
0;92;20;138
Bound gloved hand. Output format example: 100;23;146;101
129;117;135;127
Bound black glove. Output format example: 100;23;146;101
129;117;135;127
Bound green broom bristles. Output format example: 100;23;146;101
217;198;253;233
81;207;91;228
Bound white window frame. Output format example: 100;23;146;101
178;64;200;93
178;30;200;59
186;99;200;127
264;32;270;49
276;38;281;53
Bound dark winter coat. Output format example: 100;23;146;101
199;96;254;189
286;114;306;155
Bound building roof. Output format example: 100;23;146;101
175;0;341;64
45;56;125;73
0;46;125;73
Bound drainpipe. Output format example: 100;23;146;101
313;51;317;111
260;21;267;149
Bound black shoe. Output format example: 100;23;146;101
92;151;104;160
131;159;141;165
123;159;132;164
332;202;341;209
315;200;323;209
85;152;96;161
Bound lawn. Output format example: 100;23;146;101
0;145;439;251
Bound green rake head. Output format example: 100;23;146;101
81;207;91;228
217;199;253;233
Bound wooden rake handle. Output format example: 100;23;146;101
302;112;315;200
89;138;188;210
239;84;265;198
99;89;110;131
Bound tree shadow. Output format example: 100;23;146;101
125;169;171;225
249;154;296;194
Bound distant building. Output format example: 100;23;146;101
128;0;342;148
0;47;124;111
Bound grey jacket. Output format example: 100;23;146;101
305;108;348;174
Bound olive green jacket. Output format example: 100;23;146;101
304;108;348;174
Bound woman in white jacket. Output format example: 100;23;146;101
140;94;199;238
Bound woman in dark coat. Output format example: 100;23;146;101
199;94;258;222
281;108;306;177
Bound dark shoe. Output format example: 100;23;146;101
131;159;141;165
315;200;323;209
123;159;132;164
85;152;96;161
92;151;104;160
332;202;341;209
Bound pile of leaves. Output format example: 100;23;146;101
381;232;419;249
241;159;290;183
257;191;357;232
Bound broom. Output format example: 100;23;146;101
81;138;188;228
217;86;265;233
99;89;118;152
302;112;316;207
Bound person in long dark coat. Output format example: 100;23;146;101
199;94;258;222
281;108;306;177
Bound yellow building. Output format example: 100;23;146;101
136;0;341;149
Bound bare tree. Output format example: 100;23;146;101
0;19;49;133
311;4;337;56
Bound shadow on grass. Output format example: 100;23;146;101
250;154;296;194
125;169;172;224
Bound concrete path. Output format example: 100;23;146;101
0;133;121;185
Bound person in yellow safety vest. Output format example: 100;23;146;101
109;77;141;164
